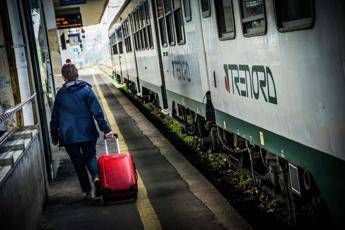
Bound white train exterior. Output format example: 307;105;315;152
109;0;345;226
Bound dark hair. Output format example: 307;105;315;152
66;58;71;63
61;64;78;81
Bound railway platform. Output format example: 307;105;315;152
39;68;252;230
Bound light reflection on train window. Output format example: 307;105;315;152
239;0;266;37
274;0;314;32
215;0;235;40
183;0;191;22
201;0;211;18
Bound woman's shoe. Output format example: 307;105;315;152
94;177;102;197
82;191;92;201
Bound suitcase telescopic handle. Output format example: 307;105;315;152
104;134;120;155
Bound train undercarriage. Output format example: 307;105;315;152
169;92;333;226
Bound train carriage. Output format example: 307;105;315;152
109;0;165;108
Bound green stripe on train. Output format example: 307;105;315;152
139;80;164;109
139;81;207;115
166;90;206;117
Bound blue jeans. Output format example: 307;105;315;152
65;141;98;193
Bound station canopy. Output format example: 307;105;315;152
54;0;109;29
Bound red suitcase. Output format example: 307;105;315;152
98;135;138;202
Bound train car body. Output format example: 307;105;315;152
199;0;345;224
109;0;345;226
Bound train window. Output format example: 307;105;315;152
215;0;235;40
138;29;142;50
138;30;143;50
143;0;154;49
157;0;168;46
144;27;149;49
140;5;146;50
201;0;211;18
126;38;132;52
134;10;138;31
141;4;146;28
164;0;172;12
164;0;176;45
274;0;314;32
144;1;150;24
116;28;122;41
135;8;142;50
174;0;185;44
159;18;168;46
142;29;147;49
148;25;154;48
139;6;143;29
118;41;123;54
166;14;175;45
141;1;151;50
138;9;142;29
183;0;191;22
130;14;134;31
157;0;164;17
239;0;266;36
134;32;138;50
123;20;132;52
113;44;118;55
130;13;137;51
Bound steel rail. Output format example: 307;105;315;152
0;93;36;123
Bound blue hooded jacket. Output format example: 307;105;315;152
50;80;110;145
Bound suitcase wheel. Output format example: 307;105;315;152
102;195;109;205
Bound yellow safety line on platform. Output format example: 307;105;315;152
93;74;162;230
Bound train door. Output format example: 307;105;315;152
110;36;121;81
198;0;239;118
122;18;137;91
155;0;172;91
153;0;210;115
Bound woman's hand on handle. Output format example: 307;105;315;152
105;131;117;139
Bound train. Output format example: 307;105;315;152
108;0;345;226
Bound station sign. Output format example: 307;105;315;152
60;0;86;6
56;14;83;29
68;33;81;45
